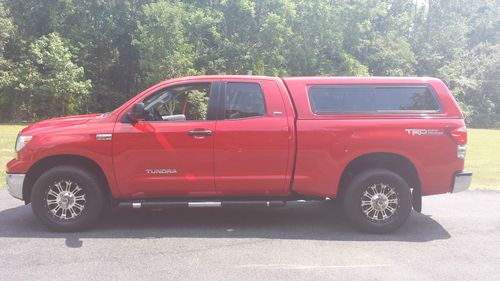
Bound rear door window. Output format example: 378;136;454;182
224;82;266;119
308;85;440;114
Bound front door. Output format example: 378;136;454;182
113;82;219;198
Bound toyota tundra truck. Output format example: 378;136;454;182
6;75;472;233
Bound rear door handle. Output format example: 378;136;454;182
188;130;212;137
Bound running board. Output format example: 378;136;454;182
117;200;287;209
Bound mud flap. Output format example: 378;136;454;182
412;188;422;212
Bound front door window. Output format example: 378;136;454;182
142;83;212;122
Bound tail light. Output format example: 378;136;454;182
447;126;467;159
448;126;467;145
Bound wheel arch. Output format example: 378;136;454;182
338;152;422;211
23;154;111;204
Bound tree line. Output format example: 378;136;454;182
0;0;498;127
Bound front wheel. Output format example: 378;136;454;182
343;169;412;234
31;165;106;232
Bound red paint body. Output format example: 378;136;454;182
7;76;466;200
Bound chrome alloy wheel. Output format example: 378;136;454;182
360;183;399;223
45;180;86;220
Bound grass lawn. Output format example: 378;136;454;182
0;125;499;190
465;129;500;190
1;124;26;189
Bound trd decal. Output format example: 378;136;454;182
405;129;443;136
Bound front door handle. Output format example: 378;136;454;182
188;130;212;137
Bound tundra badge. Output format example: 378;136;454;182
146;169;178;174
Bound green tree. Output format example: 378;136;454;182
187;90;209;120
12;33;91;120
410;0;500;126
133;1;199;87
0;1;14;57
287;0;368;76
0;0;498;127
440;44;500;127
349;0;416;75
0;0;17;120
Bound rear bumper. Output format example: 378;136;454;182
6;173;25;200
452;172;472;193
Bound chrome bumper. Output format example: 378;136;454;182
452;172;472;193
6;173;25;200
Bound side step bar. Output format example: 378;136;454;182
118;200;287;209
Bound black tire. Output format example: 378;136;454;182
343;168;412;234
31;165;106;232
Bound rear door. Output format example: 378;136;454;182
213;79;292;196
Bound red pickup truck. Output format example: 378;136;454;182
6;75;471;233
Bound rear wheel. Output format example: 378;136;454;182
343;169;412;234
31;165;106;232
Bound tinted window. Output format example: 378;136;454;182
308;86;440;114
224;82;266;119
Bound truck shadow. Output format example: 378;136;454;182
0;201;450;247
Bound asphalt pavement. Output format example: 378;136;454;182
0;190;499;281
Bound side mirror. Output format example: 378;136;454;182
129;102;145;123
